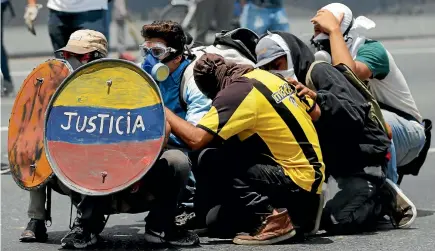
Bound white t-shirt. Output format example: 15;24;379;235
47;0;108;13
355;40;422;122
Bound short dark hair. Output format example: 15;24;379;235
141;20;186;53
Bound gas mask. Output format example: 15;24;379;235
270;69;297;80
313;50;332;63
60;51;104;70
310;18;354;55
140;41;181;82
142;54;170;82
310;36;331;54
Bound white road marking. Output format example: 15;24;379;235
429;148;435;154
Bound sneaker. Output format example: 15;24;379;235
144;227;200;246
1;80;15;97
308;187;326;236
233;208;296;245
60;219;98;249
19;219;48;242
176;211;209;236
175;211;196;227
381;179;417;228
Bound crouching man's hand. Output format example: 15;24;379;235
286;77;317;100
286;77;321;121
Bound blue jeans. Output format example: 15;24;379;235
386;139;398;183
105;0;114;47
239;3;290;36
48;9;108;52
383;109;426;183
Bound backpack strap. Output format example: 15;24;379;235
179;48;206;111
304;61;328;91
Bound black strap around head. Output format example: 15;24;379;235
65;57;83;70
343;18;354;38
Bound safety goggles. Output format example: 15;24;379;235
139;41;177;58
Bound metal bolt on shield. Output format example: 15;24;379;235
36;78;44;85
101;171;108;183
106;79;112;94
30;163;37;182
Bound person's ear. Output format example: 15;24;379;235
174;55;182;64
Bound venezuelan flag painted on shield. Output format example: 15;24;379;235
45;60;165;195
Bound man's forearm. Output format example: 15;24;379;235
309;104;321;122
165;109;203;149
163;121;171;147
329;29;356;71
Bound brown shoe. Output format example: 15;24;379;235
233;208;296;245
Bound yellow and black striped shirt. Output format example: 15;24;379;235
197;69;325;194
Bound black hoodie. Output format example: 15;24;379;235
269;31;391;180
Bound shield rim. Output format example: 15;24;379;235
8;58;73;190
43;58;167;196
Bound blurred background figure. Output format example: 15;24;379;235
1;0;15;97
374;0;426;15
105;0;114;46
24;0;109;53
194;0;236;43
239;0;290;36
113;0;136;61
105;0;136;61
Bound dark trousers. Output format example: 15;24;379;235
1;2;12;84
195;148;320;236
321;176;383;234
73;150;191;233
48;9;108;52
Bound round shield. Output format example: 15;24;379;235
44;59;166;196
8;59;73;190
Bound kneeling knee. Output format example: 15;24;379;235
161;150;191;179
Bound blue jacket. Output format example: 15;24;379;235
142;58;212;149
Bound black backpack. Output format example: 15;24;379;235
178;28;259;111
306;61;433;184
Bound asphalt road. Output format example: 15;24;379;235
1;38;435;251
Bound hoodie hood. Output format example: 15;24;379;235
312;3;376;58
263;31;315;83
193;53;253;99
